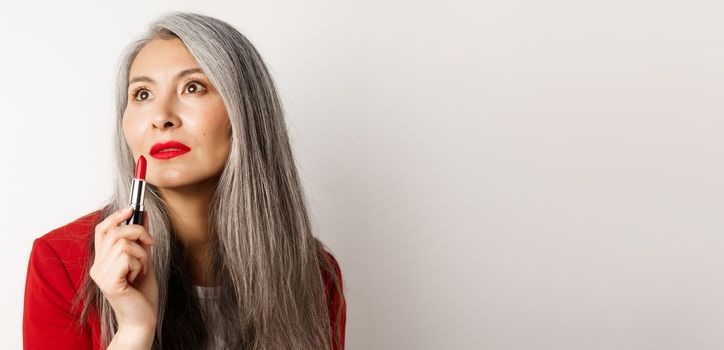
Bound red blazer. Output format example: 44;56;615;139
23;210;346;349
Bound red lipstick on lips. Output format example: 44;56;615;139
125;155;147;225
150;141;191;160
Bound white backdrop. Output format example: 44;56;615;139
2;1;724;349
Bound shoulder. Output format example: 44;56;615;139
29;209;105;290
319;247;345;310
36;209;104;244
320;248;343;286
322;249;342;274
24;209;106;348
318;248;346;349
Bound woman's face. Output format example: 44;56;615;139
123;38;231;190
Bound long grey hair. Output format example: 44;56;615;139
71;11;344;349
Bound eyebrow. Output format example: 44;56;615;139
128;67;205;85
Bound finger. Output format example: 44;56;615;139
128;261;141;283
109;239;149;276
105;224;156;253
103;253;141;294
118;254;143;286
95;207;134;246
127;257;143;284
101;206;134;233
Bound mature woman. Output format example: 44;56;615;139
23;11;346;350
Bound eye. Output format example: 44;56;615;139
131;86;151;101
129;80;207;102
185;80;207;94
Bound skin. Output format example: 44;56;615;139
91;208;157;349
90;38;231;349
123;37;231;286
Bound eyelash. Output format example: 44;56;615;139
130;79;208;101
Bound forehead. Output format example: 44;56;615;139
128;38;199;78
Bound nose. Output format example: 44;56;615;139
153;117;177;130
150;93;182;130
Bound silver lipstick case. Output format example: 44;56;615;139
125;178;146;225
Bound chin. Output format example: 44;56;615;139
148;173;219;191
147;172;191;187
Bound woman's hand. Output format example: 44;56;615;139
90;206;159;333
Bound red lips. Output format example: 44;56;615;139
149;141;191;160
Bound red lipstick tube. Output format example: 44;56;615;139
125;155;147;225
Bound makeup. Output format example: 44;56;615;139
125;155;147;225
150;140;191;160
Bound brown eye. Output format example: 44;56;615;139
131;87;150;101
186;81;207;94
137;90;150;101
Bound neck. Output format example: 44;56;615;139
159;177;218;286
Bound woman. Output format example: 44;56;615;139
22;11;346;350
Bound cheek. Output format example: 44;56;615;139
122;111;136;134
203;107;231;149
121;117;141;153
121;119;131;144
201;125;230;156
202;122;231;161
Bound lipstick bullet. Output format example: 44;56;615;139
126;155;147;225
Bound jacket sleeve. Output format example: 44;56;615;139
23;238;93;349
323;251;347;350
